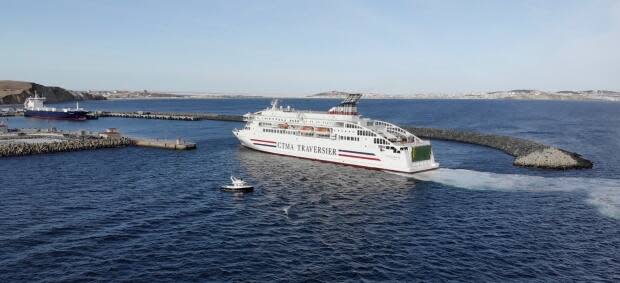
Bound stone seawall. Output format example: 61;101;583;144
404;127;593;169
0;137;131;157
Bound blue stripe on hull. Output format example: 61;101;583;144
338;149;375;156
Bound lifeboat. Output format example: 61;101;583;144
278;123;289;129
315;127;331;135
301;126;314;132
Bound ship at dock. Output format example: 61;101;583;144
23;92;89;121
233;94;439;173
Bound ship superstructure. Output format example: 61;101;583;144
233;94;439;173
23;92;88;121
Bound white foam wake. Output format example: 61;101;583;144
406;168;620;220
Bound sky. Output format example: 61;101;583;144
1;0;619;95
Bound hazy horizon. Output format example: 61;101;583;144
1;0;619;96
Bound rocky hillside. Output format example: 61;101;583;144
0;80;105;104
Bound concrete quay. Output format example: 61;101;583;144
131;138;196;150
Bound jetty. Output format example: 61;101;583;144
404;127;593;169
0;127;196;157
94;111;244;122
0;128;131;158
131;138;196;150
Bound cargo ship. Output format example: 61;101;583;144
23;93;88;121
233;94;439;173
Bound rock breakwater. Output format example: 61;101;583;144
0;136;131;157
404;127;593;169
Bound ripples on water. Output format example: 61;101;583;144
1;99;619;281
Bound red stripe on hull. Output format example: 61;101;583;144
241;144;435;174
250;139;276;144
338;153;381;161
253;143;277;147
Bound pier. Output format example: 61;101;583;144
131;138;196;150
94;111;244;122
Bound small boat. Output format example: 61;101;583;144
221;176;254;192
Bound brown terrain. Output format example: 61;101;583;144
0;80;105;104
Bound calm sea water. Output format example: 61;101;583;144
1;99;619;282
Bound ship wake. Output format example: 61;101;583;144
401;168;620;220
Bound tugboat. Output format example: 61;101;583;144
23;92;89;121
221;176;254;192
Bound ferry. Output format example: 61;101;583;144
23;92;88;121
233;94;439;173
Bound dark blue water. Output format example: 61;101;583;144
1;99;619;282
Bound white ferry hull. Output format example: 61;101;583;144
234;130;439;173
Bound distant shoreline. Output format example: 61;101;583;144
3;96;620;106
87;96;620;102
